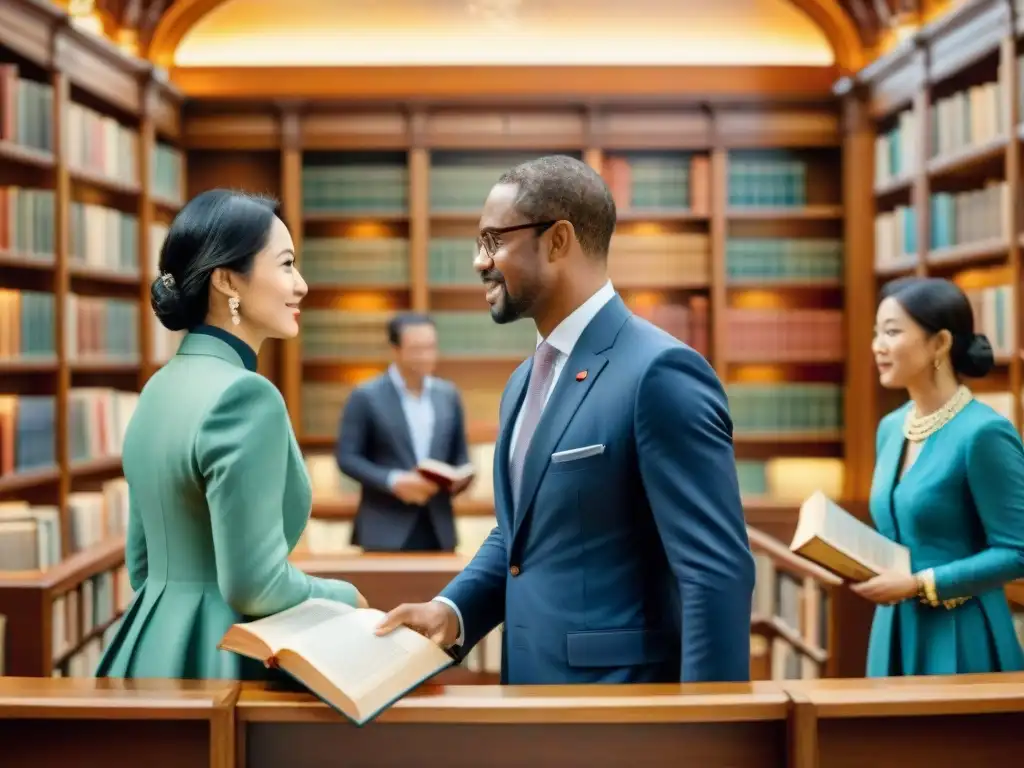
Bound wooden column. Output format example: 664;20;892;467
841;92;877;500
409;109;429;313
138;76;156;386
51;31;71;558
279;107;303;429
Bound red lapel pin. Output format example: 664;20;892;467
575;370;588;381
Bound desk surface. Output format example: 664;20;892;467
237;680;790;724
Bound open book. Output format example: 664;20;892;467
416;458;475;490
790;491;911;582
218;599;454;725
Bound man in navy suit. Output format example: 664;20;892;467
377;155;755;683
336;312;471;552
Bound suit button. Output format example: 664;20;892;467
509;565;521;576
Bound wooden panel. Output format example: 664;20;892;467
858;46;926;120
422;108;586;149
715;109;840;147
593;109;712;149
170;65;840;102
183;113;282;150
150;81;183;141
0;0;61;68
301;110;410;149
55;28;146;115
243;720;785;768
924;0;1009;85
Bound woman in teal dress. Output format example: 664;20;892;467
95;190;366;680
854;276;1024;676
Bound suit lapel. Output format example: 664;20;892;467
495;361;530;532
379;377;418;468
511;296;630;545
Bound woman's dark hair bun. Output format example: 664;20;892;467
150;189;281;333
879;276;994;379
954;333;994;378
150;274;190;332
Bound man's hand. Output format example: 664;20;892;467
391;471;439;505
375;601;459;647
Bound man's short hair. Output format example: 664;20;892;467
387;312;434;347
496;155;617;260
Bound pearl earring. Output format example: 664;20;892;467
228;296;241;326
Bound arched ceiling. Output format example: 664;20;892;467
83;0;935;71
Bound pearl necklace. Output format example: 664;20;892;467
902;384;973;443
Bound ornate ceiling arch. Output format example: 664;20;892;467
148;0;865;72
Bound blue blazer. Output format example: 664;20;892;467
336;374;469;552
439;295;755;684
867;399;1024;677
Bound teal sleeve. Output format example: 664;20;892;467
933;418;1024;600
126;490;148;591
196;375;359;615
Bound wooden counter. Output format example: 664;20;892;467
0;677;237;768
4;674;1024;768
236;681;790;768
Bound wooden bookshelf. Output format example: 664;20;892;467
0;0;184;676
859;0;1023;436
181;98;864;522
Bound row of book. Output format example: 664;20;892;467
0;186;56;260
52;563;131;677
629;294;710;357
874;205;917;270
300;309;537;360
929;181;1008;252
736;457;843;501
963;283;1015;359
930;78;1005;160
874;109;918;187
300;234;840;289
0;66;54;154
152;143;184;204
0;65;183;196
66;296;139;362
299;150;826;214
722;309;843;363
0;394;55;477
601;153;705;212
70;201;140;275
0;387;136;480
726;383;842;435
0;289;56;360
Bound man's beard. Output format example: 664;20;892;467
489;281;533;324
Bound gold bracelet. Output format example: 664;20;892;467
915;568;940;607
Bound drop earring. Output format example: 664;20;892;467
228;296;241;326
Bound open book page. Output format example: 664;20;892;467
222;598;356;660
791;492;911;580
278;608;453;723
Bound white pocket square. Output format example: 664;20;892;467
551;444;605;463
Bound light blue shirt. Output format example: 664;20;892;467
386;364;436;490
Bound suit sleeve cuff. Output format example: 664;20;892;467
432;596;465;646
386;470;401;490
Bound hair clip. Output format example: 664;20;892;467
160;272;176;289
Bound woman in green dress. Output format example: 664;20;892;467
96;189;366;680
855;276;1024;676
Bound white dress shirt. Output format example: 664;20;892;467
435;279;617;645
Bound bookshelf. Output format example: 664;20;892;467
860;0;1023;437
0;0;185;676
181;88;872;678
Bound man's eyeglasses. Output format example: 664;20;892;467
477;221;558;259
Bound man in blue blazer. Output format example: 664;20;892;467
377;155;755;683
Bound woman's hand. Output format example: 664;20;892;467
850;571;919;605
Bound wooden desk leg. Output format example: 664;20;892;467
788;691;818;768
210;705;235;768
